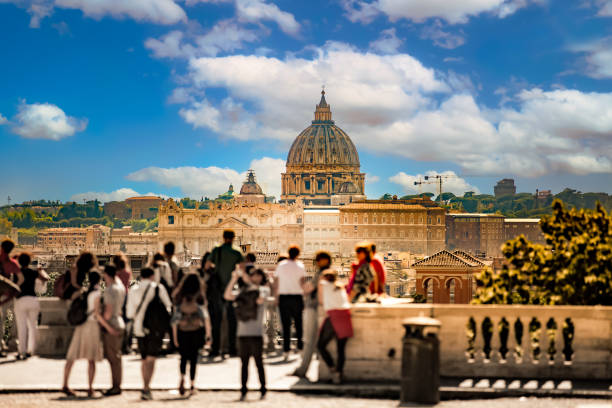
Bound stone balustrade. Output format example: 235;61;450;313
319;300;612;381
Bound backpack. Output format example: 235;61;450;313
143;285;170;337
233;287;260;322
67;291;89;326
53;271;69;298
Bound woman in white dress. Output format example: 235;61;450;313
62;270;107;397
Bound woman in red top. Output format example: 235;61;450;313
345;243;375;303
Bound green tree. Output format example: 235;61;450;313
474;200;612;305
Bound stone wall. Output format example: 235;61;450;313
320;301;612;382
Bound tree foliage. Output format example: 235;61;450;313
474;200;612;305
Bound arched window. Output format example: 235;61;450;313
425;279;434;303
448;279;456;304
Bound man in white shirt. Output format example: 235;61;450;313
126;267;172;401
273;245;305;360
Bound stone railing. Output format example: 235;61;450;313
319;301;612;381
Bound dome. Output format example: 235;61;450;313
239;170;263;195
286;90;360;168
338;181;359;194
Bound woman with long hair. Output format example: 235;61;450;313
317;268;353;384
62;252;97;301
171;273;211;396
62;270;104;397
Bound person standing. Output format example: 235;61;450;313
292;251;330;378
224;269;269;401
163;242;180;290
273;245;305;360
100;264;126;396
126;267;172;401
62;252;97;301
0;239;20;356
171;273;212;396
14;252;48;359
369;244;386;296
205;230;244;358
112;253;132;354
62;271;105;398
346;244;375;303
317;268;353;385
113;253;131;293
151;253;174;293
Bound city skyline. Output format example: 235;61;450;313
1;0;612;204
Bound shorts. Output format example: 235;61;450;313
137;334;163;359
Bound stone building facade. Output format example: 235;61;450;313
494;178;516;197
303;207;341;256
126;196;162;220
157;198;304;257
446;213;545;258
109;226;159;255
281;91;365;205
37;224;111;253
413;249;486;304
338;198;446;257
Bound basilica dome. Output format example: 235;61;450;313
239;170;263;195
286;91;360;169
281;90;365;205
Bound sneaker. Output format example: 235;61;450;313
239;391;247;401
260;387;267;399
141;390;153;401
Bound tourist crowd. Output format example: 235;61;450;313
0;231;386;401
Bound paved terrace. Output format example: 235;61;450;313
0;353;610;399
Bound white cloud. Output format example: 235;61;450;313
390;170;480;196
145;20;259;59
1;0;186;27
421;20;465;49
367;175;380;183
0;114;7;125
592;0;612;16
235;0;300;35
341;0;542;24
55;0;186;24
11;101;87;140
70;188;163;203
171;42;612;178
369;28;402;54
127;157;285;199
183;42;447;143
570;36;612;79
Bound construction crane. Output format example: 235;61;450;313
414;174;457;204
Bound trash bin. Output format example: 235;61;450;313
400;316;441;405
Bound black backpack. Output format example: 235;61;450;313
233;287;260;322
143;285;170;337
67;291;89;326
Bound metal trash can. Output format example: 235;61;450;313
400;316;441;405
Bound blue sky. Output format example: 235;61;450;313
1;0;611;204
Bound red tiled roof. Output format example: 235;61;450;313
412;250;481;268
451;250;486;266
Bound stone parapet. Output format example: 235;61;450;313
36;297;73;357
319;300;612;382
